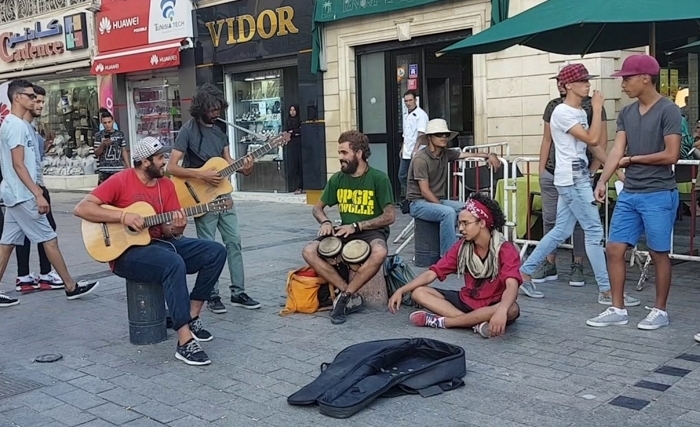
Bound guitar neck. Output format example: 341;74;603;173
218;141;276;177
142;204;211;228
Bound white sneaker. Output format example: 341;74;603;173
637;307;669;330
39;270;65;289
694;332;700;343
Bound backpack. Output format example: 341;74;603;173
279;267;335;316
384;255;417;307
288;338;466;418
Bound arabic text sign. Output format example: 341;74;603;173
0;12;90;66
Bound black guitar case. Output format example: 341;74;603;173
287;338;466;418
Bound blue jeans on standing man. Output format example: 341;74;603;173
113;237;227;331
398;158;411;194
520;169;610;293
409;199;464;256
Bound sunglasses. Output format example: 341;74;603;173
431;133;451;138
17;92;37;100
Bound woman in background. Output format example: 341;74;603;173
286;104;304;194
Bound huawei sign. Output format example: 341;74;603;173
96;2;150;52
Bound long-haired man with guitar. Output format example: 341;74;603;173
74;137;227;366
167;84;260;314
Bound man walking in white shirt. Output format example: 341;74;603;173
398;90;428;195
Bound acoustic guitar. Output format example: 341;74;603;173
81;196;232;263
171;132;290;213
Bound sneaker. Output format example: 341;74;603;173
330;292;349;325
189;316;213;342
520;281;544;298
637;307;669;330
694;332;700;343
38;271;65;290
598;292;641;307
569;263;585;287
175;338;211;366
409;310;445;328
207;297;227;314
15;274;39;293
0;292;19;307
531;261;558;284
230;293;261;310
586;307;629;327
473;321;490;338
65;280;99;300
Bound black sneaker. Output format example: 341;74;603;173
230;293;261;309
207;297;227;314
189;316;213;342
330;292;364;325
175;338;211;366
0;292;19;307
65;280;99;300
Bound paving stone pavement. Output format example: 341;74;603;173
1;192;699;427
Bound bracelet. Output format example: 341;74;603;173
120;211;127;224
321;220;332;226
629;156;634;164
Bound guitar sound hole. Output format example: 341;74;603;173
126;226;140;235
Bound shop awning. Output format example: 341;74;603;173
668;39;700;56
91;39;187;76
311;0;448;74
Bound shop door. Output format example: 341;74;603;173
357;52;393;194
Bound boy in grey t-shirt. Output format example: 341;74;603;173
589;55;681;331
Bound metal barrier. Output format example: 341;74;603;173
394;142;510;256
502;157;700;291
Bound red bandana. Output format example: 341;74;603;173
464;199;493;228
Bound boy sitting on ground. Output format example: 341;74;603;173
388;193;521;338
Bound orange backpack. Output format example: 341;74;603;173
280;267;335;316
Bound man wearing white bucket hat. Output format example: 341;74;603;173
406;118;500;257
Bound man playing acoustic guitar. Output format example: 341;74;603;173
74;137;227;366
167;84;259;314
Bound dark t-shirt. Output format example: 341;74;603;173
320;167;394;237
173;119;228;168
542;96;607;174
93;129;127;173
406;148;461;201
617;97;681;193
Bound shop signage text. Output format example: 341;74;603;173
0;13;88;64
205;6;299;48
96;0;193;54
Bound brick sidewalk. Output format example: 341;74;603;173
0;193;699;427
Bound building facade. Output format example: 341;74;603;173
194;0;325;194
316;0;655;197
0;0;99;190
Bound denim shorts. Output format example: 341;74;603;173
608;189;678;253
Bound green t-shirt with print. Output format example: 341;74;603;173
321;167;394;236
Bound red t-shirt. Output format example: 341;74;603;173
429;240;522;309
91;169;181;241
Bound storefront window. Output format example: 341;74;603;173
35;76;99;176
231;70;287;192
128;77;183;159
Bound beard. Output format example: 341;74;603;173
340;157;360;174
145;162;164;179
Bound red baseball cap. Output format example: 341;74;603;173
555;64;598;85
611;54;660;78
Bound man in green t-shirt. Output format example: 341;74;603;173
302;130;395;324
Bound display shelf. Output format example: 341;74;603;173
132;85;182;150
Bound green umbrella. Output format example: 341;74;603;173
668;39;700;56
441;0;700;56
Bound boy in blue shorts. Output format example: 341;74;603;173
588;55;681;330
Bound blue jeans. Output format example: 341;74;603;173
609;189;678;252
410;199;464;256
194;208;245;298
113;237;227;331
521;176;610;292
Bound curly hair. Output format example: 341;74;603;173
468;192;506;231
189;83;229;120
338;130;371;160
